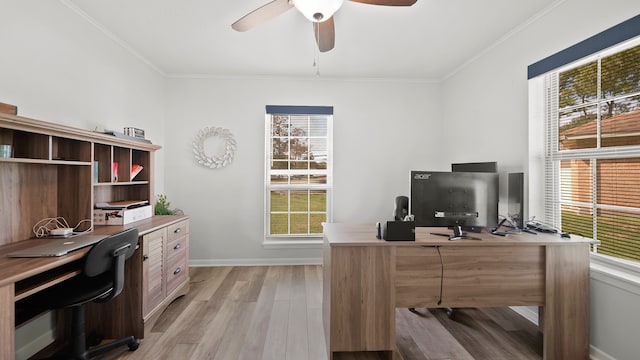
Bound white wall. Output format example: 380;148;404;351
440;1;640;359
0;0;167;192
165;76;442;264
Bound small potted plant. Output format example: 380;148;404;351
154;194;182;215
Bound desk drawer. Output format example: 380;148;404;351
167;235;187;261
166;250;188;295
167;220;189;242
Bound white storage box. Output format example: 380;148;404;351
93;205;152;225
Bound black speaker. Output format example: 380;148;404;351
383;221;415;241
394;196;409;221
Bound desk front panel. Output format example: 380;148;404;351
329;245;395;352
395;245;545;308
441;246;545;307
395;246;442;307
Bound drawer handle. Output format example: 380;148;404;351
174;267;182;275
174;227;182;234
174;243;182;250
143;255;149;261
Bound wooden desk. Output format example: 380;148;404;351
0;215;190;360
322;223;591;360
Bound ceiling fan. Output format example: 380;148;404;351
231;0;417;52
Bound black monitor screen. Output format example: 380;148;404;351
451;161;497;173
508;172;525;228
411;171;499;228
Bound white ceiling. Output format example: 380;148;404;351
65;0;559;80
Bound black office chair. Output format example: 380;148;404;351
38;228;141;359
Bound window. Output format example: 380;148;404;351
265;106;332;240
539;38;640;263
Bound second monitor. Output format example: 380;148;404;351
451;161;497;173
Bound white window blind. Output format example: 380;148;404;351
542;38;640;263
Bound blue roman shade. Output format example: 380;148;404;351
266;105;333;115
528;15;640;79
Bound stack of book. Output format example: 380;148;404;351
124;127;145;139
103;129;152;143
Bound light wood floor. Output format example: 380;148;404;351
104;265;542;360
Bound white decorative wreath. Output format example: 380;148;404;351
192;126;236;169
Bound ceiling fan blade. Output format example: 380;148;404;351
348;0;417;6
231;0;294;32
313;17;335;53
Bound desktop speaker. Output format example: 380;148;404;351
394;196;409;221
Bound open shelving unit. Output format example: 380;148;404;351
0;113;160;246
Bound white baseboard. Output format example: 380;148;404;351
189;257;323;267
590;345;617;360
15;312;55;360
509;306;539;325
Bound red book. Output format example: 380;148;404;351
112;162;118;182
130;164;143;181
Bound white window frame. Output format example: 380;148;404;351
530;36;640;272
263;107;333;247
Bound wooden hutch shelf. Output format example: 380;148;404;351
0;113;160;245
0;112;190;359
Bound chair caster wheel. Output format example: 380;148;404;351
446;308;456;320
128;339;140;351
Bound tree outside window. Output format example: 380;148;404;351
554;44;640;262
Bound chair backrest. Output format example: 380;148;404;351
84;228;139;300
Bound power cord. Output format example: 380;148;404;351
409;245;445;314
436;245;444;305
32;217;93;238
525;216;559;233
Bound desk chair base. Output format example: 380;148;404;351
51;305;139;360
408;307;456;320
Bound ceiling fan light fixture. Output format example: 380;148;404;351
292;0;344;22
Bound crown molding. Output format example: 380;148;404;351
441;0;567;81
60;0;166;76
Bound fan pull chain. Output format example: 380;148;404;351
314;21;321;76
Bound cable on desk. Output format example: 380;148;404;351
410;245;445;315
436;245;444;305
32;217;93;237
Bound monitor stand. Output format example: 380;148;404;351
431;225;482;241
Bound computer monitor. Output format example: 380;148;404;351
508;172;525;229
410;171;499;235
451;161;499;233
451;161;497;173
